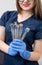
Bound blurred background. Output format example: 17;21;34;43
0;0;42;65
0;0;16;17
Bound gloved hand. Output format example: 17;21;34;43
8;40;18;56
11;39;31;60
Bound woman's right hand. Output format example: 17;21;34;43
8;40;18;56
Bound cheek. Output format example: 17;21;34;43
19;3;23;8
19;3;22;7
29;2;35;9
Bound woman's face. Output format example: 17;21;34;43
18;0;35;11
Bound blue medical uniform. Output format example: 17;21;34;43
0;11;42;65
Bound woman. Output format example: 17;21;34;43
0;0;42;65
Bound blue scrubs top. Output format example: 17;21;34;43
0;11;42;65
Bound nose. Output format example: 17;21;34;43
23;0;28;2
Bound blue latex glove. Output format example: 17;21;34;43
11;39;31;60
8;40;17;56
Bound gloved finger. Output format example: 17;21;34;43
10;44;24;49
13;39;22;42
8;47;18;56
13;48;24;53
10;43;21;47
11;45;26;53
13;41;22;46
13;39;24;44
12;41;25;47
11;41;23;46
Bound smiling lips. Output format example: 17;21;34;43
23;2;30;7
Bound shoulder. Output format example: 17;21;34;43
29;15;42;31
32;15;42;26
32;16;42;40
1;10;17;18
0;10;18;22
34;18;42;31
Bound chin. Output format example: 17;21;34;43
22;8;32;11
21;6;32;11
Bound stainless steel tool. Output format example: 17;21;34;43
21;28;30;40
19;24;23;39
10;23;15;40
10;22;30;40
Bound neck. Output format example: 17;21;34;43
18;10;33;23
21;10;33;17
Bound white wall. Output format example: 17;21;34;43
0;0;16;17
0;0;42;65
